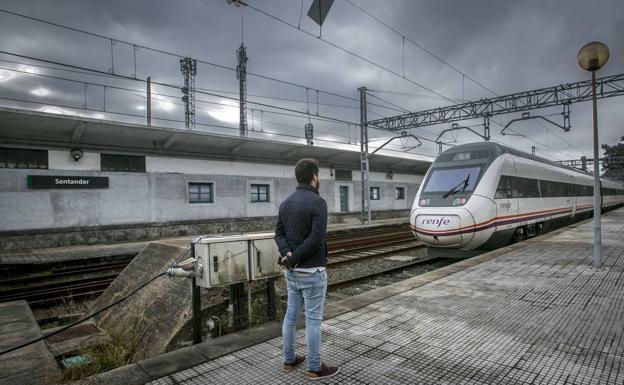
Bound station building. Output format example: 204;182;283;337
0;107;431;251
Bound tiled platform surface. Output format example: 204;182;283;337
147;208;624;385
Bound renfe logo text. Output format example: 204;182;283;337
421;217;450;228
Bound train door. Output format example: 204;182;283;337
339;186;349;213
569;175;576;218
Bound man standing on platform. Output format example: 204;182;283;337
274;158;340;381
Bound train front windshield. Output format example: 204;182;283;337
422;166;482;194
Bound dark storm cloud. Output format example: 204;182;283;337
0;0;622;160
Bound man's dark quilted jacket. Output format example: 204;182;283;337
274;184;328;268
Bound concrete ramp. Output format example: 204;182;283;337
0;301;60;385
92;242;194;360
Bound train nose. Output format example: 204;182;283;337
411;210;475;247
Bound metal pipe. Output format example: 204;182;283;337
191;243;202;344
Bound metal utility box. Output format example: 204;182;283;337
195;235;249;288
247;232;282;280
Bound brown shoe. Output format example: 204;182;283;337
307;363;340;380
283;355;306;372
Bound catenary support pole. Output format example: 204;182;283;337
359;86;371;225
146;76;152;126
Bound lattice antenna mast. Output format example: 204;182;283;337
180;57;197;130
236;21;248;137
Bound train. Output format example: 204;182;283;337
410;142;624;257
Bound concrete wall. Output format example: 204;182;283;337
0;150;423;233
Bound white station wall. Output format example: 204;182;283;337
0;152;423;231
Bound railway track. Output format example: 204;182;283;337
0;225;422;308
327;256;445;290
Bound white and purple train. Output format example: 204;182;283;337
410;142;624;257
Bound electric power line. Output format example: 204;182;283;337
237;2;457;104
0;50;361;127
0;8;361;103
0;57;395;118
1;95;440;158
0;8;581;160
343;0;498;97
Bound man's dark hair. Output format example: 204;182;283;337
295;158;319;184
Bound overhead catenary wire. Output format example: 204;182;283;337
2;57;561;159
341;2;580;156
2;62;358;125
1;59;371;112
1;95;439;158
342;0;498;98
236;2;457;105
0;8;360;103
0;8;581;160
0;57;391;117
1;63;399;148
367;88;467;103
0;50;361;127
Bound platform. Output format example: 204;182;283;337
0;301;60;385
0;217;408;266
95;208;622;385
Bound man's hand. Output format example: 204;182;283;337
278;252;293;270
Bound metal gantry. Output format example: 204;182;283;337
557;156;624;170
367;73;624;130
180;57;197;130
236;43;248;137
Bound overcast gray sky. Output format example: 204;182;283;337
0;0;622;161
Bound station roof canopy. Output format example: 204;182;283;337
0;107;432;174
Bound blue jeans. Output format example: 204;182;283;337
282;269;327;371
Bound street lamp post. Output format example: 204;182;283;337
577;41;609;267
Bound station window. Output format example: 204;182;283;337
189;183;214;204
335;169;352;181
101;154;146;172
395;187;405;200
0;147;48;169
250;184;270;202
370;187;380;200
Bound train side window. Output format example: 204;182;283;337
551;181;566;197
494;175;513;199
539;180;551;197
565;183;574;197
512;177;540;198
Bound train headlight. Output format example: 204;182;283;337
419;198;431;206
452;197;468;206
